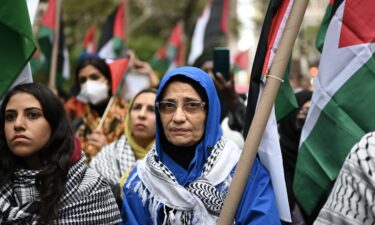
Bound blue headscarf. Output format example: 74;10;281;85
155;66;222;185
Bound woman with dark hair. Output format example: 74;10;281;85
90;88;157;207
0;83;121;224
121;67;279;224
74;56;127;161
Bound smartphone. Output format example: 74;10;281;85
213;47;230;81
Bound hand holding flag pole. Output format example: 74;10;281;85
217;0;309;224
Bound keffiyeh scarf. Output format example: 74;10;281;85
0;157;122;225
90;134;137;185
315;132;375;225
127;137;241;225
76;97;127;161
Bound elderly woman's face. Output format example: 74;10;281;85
130;92;156;143
4;93;51;169
158;81;207;147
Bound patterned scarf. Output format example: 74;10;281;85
0;157;122;225
127;137;241;225
90;135;138;185
76;97;127;161
315;132;375;225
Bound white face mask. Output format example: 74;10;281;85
77;80;109;105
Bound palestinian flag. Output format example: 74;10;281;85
294;0;375;215
243;0;297;222
37;0;70;86
98;3;125;59
150;46;169;73
108;57;129;95
233;50;250;94
0;0;36;100
151;21;185;73
187;0;229;65
82;23;96;54
315;0;335;52
30;49;44;75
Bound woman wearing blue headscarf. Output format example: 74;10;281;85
121;66;280;224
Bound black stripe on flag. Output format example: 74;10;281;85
243;0;283;138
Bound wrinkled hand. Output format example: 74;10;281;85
87;129;108;150
213;72;239;111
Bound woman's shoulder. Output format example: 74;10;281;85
345;131;375;174
59;158;122;224
66;157;109;193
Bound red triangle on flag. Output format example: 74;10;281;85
108;57;129;94
339;0;375;47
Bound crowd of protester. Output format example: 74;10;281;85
2;49;372;225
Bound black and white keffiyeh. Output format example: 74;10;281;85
127;137;241;225
315;132;375;225
0;156;122;225
89;134;137;185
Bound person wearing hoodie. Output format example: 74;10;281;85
121;66;279;225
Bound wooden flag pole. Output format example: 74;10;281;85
48;0;61;93
96;95;115;130
217;0;309;224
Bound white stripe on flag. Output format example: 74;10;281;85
27;0;39;25
265;0;293;72
62;46;70;80
99;39;116;59
187;4;211;65
300;3;375;144
0;64;33;104
257;84;291;222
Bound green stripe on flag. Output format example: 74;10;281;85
275;61;298;121
38;26;53;71
294;54;375;214
315;3;333;52
0;0;36;98
113;37;124;57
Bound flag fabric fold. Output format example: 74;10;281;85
294;0;375;215
0;0;36;99
243;0;295;222
108;57;129;95
37;0;70;85
150;21;185;72
187;0;229;65
98;3;125;59
315;0;336;52
82;23;97;54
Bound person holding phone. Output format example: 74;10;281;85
193;49;247;135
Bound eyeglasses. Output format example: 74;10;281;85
156;100;206;115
